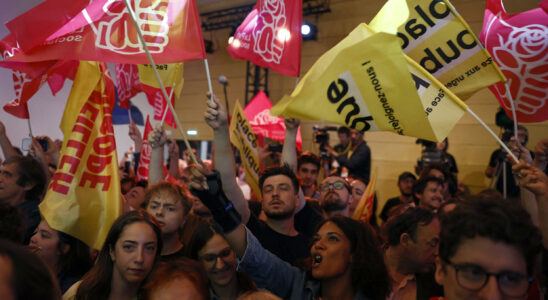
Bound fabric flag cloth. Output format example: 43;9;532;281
480;0;548;123
4;0;206;64
39;61;122;250
136;116;153;181
138;63;183;128
271;23;467;142
1;35;79;119
229;101;262;199
243;91;302;150
227;0;302;77
370;0;506;100
352;171;376;222
111;89;144;126
115;64;141;109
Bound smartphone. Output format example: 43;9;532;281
37;138;48;152
21;138;31;151
268;144;283;152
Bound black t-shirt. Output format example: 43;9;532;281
294;200;324;238
380;196;401;222
159;246;188;262
246;214;310;266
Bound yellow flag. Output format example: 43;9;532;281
352;171;376;222
40;61;122;250
229;101;261;200
138;63;184;97
370;0;506;99
271;23;467;142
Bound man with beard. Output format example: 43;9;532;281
203;94;309;265
318;176;353;217
380;172;417;222
382;207;443;300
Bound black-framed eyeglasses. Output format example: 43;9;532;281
444;260;533;298
320;181;346;191
200;248;233;264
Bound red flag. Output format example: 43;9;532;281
227;0;302;77
136;116;153;181
46;60;79;96
480;0;548;122
115;64;141;109
5;0;206;64
141;85;177;128
244;91;302;150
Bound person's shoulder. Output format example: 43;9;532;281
62;280;81;300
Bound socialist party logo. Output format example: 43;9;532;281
488;19;548;116
96;0;170;54
253;0;287;64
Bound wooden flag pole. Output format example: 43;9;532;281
203;59;215;104
160;84;176;126
503;82;520;142
122;0;199;166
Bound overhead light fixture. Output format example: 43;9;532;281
187;129;198;136
301;22;317;41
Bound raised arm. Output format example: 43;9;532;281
147;124;167;184
0;121;20;159
534;139;548;171
204;94;250;224
513;161;548;248
280;118;306;212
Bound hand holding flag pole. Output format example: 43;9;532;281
122;0;200;165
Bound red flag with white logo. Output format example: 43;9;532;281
115;64;141;109
4;0;206;64
244;91;302;150
480;0;548;122
227;0;302;77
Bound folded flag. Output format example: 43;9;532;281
271;23;467;142
370;0;506;99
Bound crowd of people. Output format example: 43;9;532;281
1;95;548;300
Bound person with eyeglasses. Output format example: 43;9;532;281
188;221;256;300
435;193;542;300
318;176;354;217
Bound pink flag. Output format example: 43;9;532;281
227;0;302;77
480;0;548;122
5;0;206;64
244;91;302;150
136;116;153;181
115;64;141;109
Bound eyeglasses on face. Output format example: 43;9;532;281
444;260;533;298
200;248;233;264
320;181;346;191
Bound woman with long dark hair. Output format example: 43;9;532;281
63;210;162;300
188;222;255;299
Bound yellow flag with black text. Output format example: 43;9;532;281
370;0;506;99
40;61;122;250
138;63;184;98
271;23;467;142
229;101;261;199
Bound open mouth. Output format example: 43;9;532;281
312;254;322;267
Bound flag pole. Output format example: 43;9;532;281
203;59;215;104
26;117;33;138
466;107;519;163
160;84;176;125
503;82;519;142
122;0;199;166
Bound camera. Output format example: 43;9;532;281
415;139;450;174
312;126;337;145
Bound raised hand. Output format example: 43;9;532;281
204;92;228;130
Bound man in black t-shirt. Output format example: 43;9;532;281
380;172;416;222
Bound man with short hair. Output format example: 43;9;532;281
318;175;353;217
325;128;371;181
0;156;47;243
383;207;443;300
380;171;417;222
435;194;542;299
297;152;321;200
413;177;444;213
333;126;351;154
204;95;309;265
